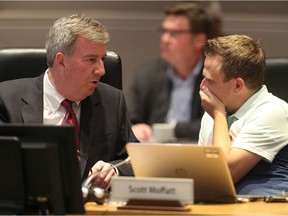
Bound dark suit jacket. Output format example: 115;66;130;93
0;74;138;180
126;58;204;141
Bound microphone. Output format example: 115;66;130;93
82;157;131;189
81;157;131;204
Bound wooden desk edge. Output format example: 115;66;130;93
85;201;288;215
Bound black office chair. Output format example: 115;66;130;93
264;58;288;103
0;48;122;90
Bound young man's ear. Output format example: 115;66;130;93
234;78;244;92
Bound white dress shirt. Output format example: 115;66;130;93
43;70;80;125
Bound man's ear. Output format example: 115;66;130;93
234;78;244;92
55;52;65;67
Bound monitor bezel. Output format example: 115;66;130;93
0;124;85;214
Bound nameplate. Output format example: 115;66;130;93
110;176;194;204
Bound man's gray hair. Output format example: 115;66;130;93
45;14;110;67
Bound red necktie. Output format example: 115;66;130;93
61;99;80;150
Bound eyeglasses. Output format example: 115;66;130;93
158;27;194;38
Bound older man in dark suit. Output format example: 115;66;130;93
0;14;137;189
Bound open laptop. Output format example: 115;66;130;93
126;143;237;203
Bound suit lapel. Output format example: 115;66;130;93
191;66;204;119
20;75;44;123
152;62;170;123
78;90;101;178
158;75;171;122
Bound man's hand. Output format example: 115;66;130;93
132;123;153;142
199;85;226;118
89;161;117;189
200;85;230;154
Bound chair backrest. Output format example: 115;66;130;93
0;48;122;90
264;58;288;103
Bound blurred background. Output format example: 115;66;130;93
0;1;287;92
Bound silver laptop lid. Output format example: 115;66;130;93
126;143;237;203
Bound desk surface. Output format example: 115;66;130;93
85;201;288;215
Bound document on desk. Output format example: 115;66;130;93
110;176;194;204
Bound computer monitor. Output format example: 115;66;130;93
0;136;25;214
0;124;85;214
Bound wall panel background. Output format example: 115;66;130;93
0;1;287;92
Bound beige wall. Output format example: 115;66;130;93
0;1;287;92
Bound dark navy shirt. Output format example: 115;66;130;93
236;145;288;195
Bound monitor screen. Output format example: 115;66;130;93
0;124;85;214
